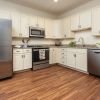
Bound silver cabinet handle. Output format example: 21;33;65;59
73;54;76;57
22;55;23;58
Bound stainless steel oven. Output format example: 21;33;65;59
29;26;45;38
32;47;49;70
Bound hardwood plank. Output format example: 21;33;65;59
0;65;100;100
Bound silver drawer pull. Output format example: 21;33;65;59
16;51;20;52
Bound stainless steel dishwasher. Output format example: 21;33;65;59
88;49;100;76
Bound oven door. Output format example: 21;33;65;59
32;48;49;65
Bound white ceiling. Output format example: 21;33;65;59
6;0;91;15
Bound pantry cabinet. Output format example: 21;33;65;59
71;9;92;32
92;6;100;36
13;49;32;72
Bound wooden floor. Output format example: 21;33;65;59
0;66;100;100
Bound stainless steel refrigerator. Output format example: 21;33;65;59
0;19;13;79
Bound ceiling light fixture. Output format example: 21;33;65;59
54;0;58;3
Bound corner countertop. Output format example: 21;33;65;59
12;45;97;49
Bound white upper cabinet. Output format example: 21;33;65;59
92;6;100;36
45;19;64;39
29;16;45;28
62;17;75;38
29;15;38;27
20;14;29;38
71;13;79;31
71;9;92;32
0;10;11;19
79;10;92;30
45;18;54;38
53;19;64;39
11;11;21;37
37;16;45;28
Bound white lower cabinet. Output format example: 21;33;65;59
49;48;57;64
67;48;87;72
76;53;87;72
67;52;76;68
59;48;67;65
50;47;87;72
13;49;32;72
13;53;24;71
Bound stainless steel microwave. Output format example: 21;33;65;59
29;27;45;38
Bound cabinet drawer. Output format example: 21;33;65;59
75;49;87;54
23;49;32;53
61;48;67;52
13;49;23;54
67;48;87;54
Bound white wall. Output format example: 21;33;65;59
61;0;100;45
0;0;56;45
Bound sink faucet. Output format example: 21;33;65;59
77;37;85;47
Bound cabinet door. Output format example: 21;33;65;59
80;10;92;30
58;48;67;65
29;15;38;27
13;54;24;71
92;7;100;36
45;18;54;38
11;12;21;37
49;48;56;64
37;17;45;28
62;17;75;38
67;52;76;68
53;20;64;39
20;14;29;37
76;53;87;72
71;14;79;31
0;10;11;19
24;53;32;69
49;48;53;64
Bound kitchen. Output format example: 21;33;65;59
0;0;100;99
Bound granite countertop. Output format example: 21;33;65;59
12;44;97;49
